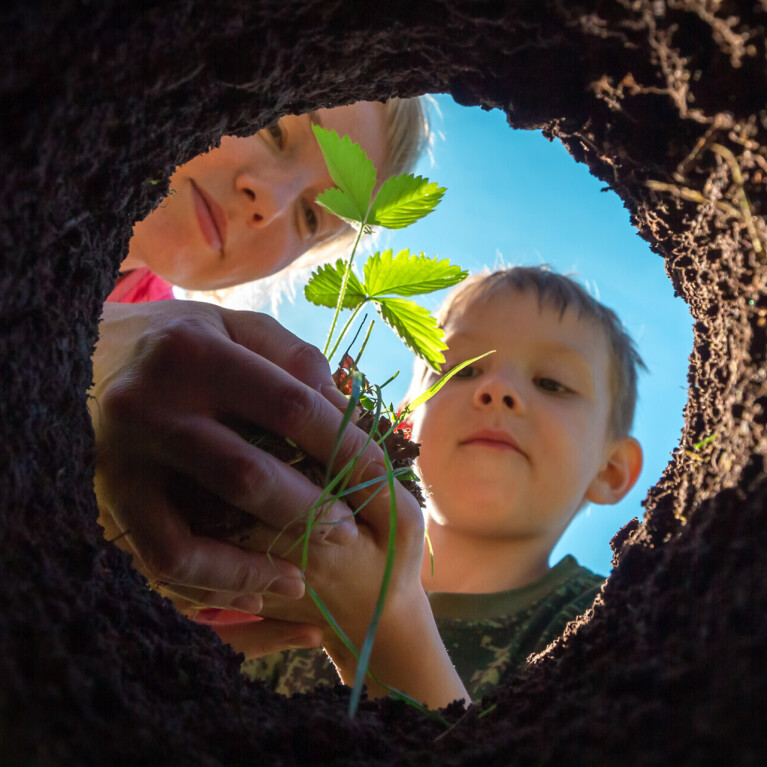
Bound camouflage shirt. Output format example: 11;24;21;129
242;556;604;702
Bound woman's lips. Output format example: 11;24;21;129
460;429;522;453
190;180;227;253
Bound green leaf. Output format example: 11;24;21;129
375;298;448;369
363;249;468;298
402;350;495;414
316;188;367;227
304;259;366;309
312;125;376;222
368;174;445;229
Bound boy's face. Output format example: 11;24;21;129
410;288;618;549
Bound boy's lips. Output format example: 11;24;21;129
460;428;523;454
190;180;227;253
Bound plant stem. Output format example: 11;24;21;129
327;304;365;363
322;223;367;358
353;319;376;371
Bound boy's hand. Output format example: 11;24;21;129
253;461;469;709
91;300;374;613
255;460;426;639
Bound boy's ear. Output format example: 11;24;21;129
585;436;643;506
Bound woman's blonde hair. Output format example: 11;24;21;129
380;95;432;180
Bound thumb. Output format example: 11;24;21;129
204;617;323;659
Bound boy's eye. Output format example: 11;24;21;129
301;199;319;236
536;377;569;394
450;364;480;380
266;122;284;149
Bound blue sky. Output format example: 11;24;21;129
262;94;693;576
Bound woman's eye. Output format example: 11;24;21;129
302;200;318;236
266;122;284;149
537;377;569;393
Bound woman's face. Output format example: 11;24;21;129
127;102;387;290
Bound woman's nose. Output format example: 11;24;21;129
235;172;293;228
473;374;521;411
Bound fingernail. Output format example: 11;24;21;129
266;576;305;599
195;608;221;621
321;383;351;413
230;594;263;614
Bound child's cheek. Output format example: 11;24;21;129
408;411;428;445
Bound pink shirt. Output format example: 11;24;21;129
106;267;175;303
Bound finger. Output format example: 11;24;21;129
223;311;336;393
113;470;308;596
157;585;270;614
152;414;357;544
208;618;323;658
222;309;358;418
343;461;424;547
133;313;376;505
184;326;368;469
228;519;321;564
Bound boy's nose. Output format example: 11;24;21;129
474;375;521;411
235;171;293;228
477;391;514;408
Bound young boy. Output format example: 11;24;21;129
241;265;644;704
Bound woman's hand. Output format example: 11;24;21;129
90;300;384;616
194;613;325;657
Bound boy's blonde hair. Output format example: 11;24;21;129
408;266;646;438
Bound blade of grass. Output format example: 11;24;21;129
349;352;497;456
425;528;435;577
349;394;397;717
351;318;375;372
335;466;414;499
327;304;365;363
323;372;363;487
327;371;383;502
305;582;359;660
378;370;400;390
401;351;495;417
307;581;449;726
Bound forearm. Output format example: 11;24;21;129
324;592;469;710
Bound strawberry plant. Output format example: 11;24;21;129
201;126;491;717
284;125;491;717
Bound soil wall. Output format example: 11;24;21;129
2;1;766;763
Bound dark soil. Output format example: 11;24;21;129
2;1;766;764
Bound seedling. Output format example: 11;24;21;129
275;125;482;718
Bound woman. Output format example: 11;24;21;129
92;97;429;655
106;98;428;301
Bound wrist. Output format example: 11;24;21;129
322;590;468;709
